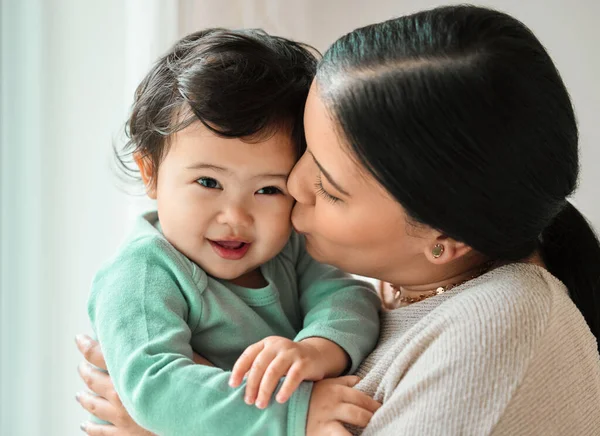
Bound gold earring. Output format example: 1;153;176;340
432;244;445;258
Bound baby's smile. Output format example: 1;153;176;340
208;239;252;260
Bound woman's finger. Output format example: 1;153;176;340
80;421;119;436
255;355;292;409
319;423;352;436
275;361;306;404
332;403;375;428
78;362;121;406
229;342;264;388
329;375;361;387
343;389;381;414
76;391;116;424
192;352;214;366
244;348;277;405
76;334;107;370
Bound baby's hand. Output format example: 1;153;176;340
229;336;326;409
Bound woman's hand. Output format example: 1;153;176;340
75;334;155;435
75;334;214;435
306;376;381;436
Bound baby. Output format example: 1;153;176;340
88;28;380;436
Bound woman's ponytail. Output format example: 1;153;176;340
540;202;600;348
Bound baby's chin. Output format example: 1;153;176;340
194;262;242;279
198;261;259;282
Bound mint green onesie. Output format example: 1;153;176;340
88;212;380;436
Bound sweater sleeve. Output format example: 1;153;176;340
88;237;311;436
291;233;381;374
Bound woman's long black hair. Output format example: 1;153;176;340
317;5;600;346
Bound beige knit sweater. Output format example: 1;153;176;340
353;263;600;435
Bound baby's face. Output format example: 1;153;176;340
152;121;297;285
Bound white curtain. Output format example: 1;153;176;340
0;1;176;434
1;1;598;434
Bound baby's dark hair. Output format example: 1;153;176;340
117;28;318;185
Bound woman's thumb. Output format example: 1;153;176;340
336;375;361;387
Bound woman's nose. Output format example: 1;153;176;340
287;152;315;205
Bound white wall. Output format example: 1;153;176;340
1;1;598;435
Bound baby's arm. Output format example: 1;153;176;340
231;233;381;409
89;239;312;436
293;232;381;373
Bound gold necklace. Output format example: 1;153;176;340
390;262;494;305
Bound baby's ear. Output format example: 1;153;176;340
133;153;157;199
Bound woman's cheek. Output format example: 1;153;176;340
313;204;342;237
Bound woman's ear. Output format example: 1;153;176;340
423;234;473;265
133;153;157;199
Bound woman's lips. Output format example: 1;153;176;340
209;240;251;260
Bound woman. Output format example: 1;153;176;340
76;5;600;435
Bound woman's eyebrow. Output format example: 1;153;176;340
308;151;350;196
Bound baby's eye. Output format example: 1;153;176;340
256;186;282;195
197;177;222;189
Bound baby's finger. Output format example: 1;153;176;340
230;342;264;388
275;361;306;404
244;348;277;405
255;356;292;409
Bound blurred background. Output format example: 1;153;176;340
1;0;598;434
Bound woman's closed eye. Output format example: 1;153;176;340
315;174;341;204
256;186;283;195
197;177;222;189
